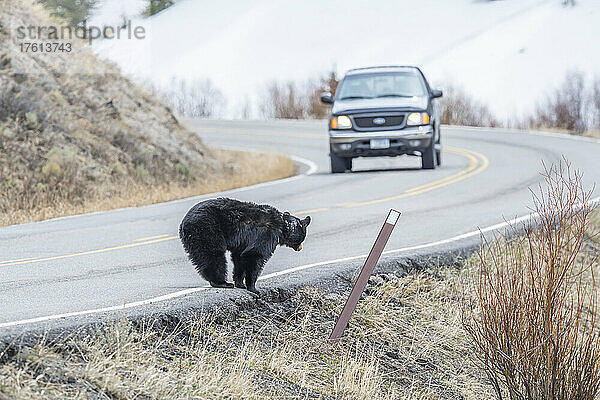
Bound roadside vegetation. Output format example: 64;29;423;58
1;163;598;399
462;162;600;399
257;69;600;138
155;78;227;119
438;84;500;128
528;71;600;137
0;1;295;227
435;71;600;137
0;269;493;399
260;71;339;120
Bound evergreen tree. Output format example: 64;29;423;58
38;0;97;26
143;0;174;17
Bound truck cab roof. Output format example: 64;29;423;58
345;66;423;76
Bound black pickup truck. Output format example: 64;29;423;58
321;66;443;173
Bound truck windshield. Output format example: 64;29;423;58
337;72;427;100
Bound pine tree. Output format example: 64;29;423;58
143;0;174;17
38;0;97;26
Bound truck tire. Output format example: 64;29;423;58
421;142;436;170
344;157;353;171
330;153;347;173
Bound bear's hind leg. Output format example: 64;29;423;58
231;252;246;289
192;250;233;289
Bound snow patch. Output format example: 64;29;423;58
91;0;600;120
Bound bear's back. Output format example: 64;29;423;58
182;198;282;235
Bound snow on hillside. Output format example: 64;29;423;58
87;0;146;29
91;0;600;120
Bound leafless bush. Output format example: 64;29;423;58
531;71;588;134
260;81;305;119
439;85;499;127
591;79;600;133
260;70;338;119
462;161;600;400
306;70;339;119
160;78;225;118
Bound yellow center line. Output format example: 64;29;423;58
293;208;330;215
339;147;489;208
1;236;179;267
0;257;37;266
0;144;489;268
404;147;479;193
134;234;172;242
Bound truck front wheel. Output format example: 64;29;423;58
421;142;437;170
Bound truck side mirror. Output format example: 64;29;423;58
320;92;333;104
431;89;443;99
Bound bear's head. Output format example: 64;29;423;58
282;212;311;251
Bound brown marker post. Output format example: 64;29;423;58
329;209;401;345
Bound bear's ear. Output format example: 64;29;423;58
302;216;311;228
284;211;291;216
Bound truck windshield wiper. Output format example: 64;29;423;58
339;96;372;100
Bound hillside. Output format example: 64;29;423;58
91;0;600;121
0;0;294;226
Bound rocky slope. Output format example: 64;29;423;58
0;0;223;223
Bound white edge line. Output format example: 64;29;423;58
5;153;318;229
444;124;600;144
3;195;598;330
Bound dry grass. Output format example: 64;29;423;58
0;267;494;399
0;149;296;226
584;130;600;139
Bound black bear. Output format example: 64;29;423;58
179;198;311;294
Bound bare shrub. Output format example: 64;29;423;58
591;78;600;134
260;81;306;119
462;161;600;400
260;70;338;120
531;71;588;134
160;78;226;118
439;85;499;127
306;70;339;119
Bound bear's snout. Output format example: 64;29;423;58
295;244;303;251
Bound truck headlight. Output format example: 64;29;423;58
407;112;430;126
331;115;352;129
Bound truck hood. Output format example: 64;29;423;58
332;96;428;114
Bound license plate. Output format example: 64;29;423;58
370;139;390;149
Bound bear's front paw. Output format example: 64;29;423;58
210;281;235;289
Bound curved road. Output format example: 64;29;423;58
1;120;599;334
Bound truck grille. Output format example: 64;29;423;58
354;115;404;129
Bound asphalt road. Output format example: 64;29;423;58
1;120;599;334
